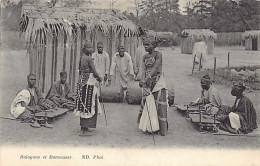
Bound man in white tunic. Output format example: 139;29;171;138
190;75;222;115
92;42;110;83
10;74;54;128
110;46;134;93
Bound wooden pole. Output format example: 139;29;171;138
69;30;74;89
72;29;78;92
80;27;85;58
51;31;55;84
199;53;202;71
63;31;67;71
42;32;47;92
54;33;58;82
192;54;196;74
213;57;216;82
38;30;42;89
228;52;230;68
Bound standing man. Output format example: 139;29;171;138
92;41;110;84
134;28;147;81
134;41;146;81
138;36;168;136
110;45;134;95
74;39;102;136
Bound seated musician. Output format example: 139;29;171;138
190;75;222;115
46;71;75;110
10;73;56;128
217;82;258;134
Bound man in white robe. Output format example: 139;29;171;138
110;46;134;93
10;74;54;128
191;75;222;115
92;42;110;84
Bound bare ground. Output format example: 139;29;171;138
0;47;260;149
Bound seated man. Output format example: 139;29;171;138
110;45;135;96
217;82;258;134
46;71;75;110
190;75;222;115
10;73;55;128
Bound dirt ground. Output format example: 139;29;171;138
0;46;260;149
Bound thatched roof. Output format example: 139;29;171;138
145;30;175;38
180;29;217;40
20;5;139;46
242;30;260;39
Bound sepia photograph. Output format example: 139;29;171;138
0;0;259;165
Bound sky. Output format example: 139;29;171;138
89;0;199;14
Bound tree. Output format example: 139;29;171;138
238;0;260;30
137;0;181;32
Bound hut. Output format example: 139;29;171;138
180;29;217;55
20;4;140;93
243;30;260;51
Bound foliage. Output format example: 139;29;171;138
193;65;260;90
215;32;243;46
127;0;260;34
136;0;182;32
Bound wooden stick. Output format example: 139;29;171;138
72;29;78;92
228;52;230;68
63;31;67;71
199;53;202;71
213;57;216;82
192;54;196;74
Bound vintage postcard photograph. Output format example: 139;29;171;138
0;0;259;165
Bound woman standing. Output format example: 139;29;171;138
74;40;102;136
138;36;168;136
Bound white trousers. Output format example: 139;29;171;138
229;112;241;130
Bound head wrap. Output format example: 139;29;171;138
117;45;125;50
27;73;36;79
60;71;67;76
200;75;212;85
143;35;158;48
233;81;246;91
81;39;92;50
97;41;103;46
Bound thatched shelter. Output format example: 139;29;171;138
180;29;217;55
20;4;140;93
243;30;260;51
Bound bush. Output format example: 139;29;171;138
192;65;260;90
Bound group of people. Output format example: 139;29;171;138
10;71;75;128
73;37;168;136
191;75;258;134
10;33;257;136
